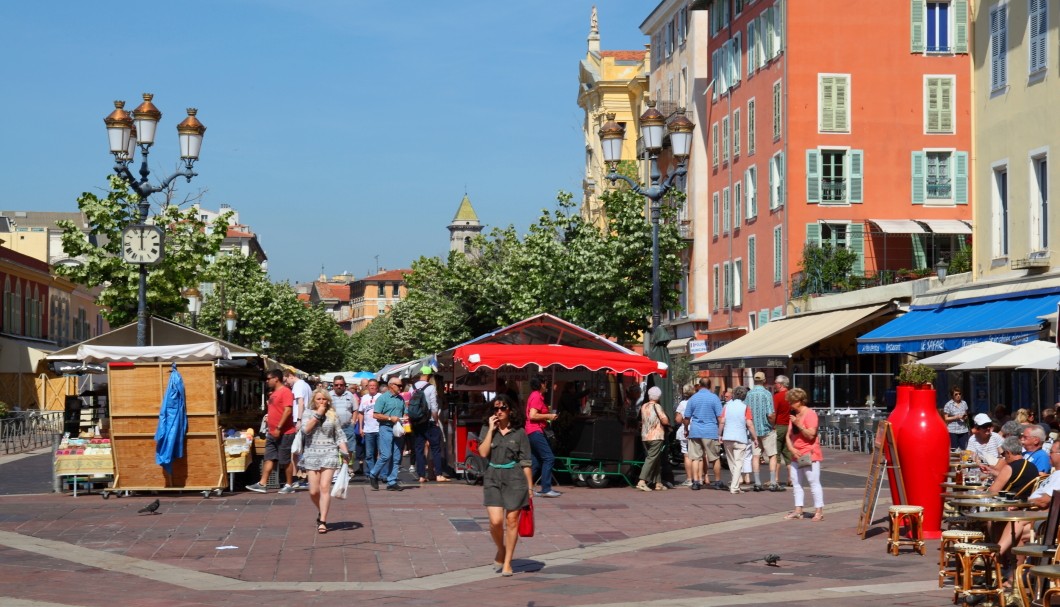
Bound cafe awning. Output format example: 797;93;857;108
869;219;926;233
857;292;1060;354
691;304;890;370
453;343;667;377
916;219;973;234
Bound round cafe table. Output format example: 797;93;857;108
950;498;1034;510
942;491;994;500
966;509;1050;573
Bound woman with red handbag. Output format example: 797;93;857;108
480;395;534;576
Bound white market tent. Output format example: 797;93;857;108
918;341;1015;370
980;340;1059;370
75;342;230;363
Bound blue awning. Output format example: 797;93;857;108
857;291;1060;354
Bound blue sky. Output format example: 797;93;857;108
0;1;653;283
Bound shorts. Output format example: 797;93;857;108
264;432;295;466
757;431;778;457
688;438;721;462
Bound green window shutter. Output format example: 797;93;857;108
911;234;927;269
939;78;953;133
806;222;821;245
849;222;865;275
778;151;785;206
954;151;969;204
820;77;835;131
748;237;757;290
926;78;941;133
911;151;926;204
806;149;821;203
769;158;775;209
848;149;864;203
954;0;968;53
911;0;925;53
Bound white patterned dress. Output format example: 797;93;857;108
301;412;343;471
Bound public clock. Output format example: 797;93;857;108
121;224;165;265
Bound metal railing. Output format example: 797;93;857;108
0;411;63;455
792;373;895;413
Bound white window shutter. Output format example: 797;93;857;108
748;23;756;77
954;151;969;204
911;151;926;204
806;149;821;203
911;0;925;53
848;150;864;203
926;77;941;132
773;0;783;58
939;78;953;133
820;76;835;131
954;0;968;53
835;77;849;131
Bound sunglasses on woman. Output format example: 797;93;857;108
493;405;509;411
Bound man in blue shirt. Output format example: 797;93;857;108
683;378;724;490
745;372;778;492
368;377;409;491
1021;424;1051;475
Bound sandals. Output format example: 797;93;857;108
784;511;804;520
317;522;328;534
435;476;452;483
811;512;824;522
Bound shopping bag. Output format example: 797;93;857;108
291;430;304;455
518;497;535;537
331;463;350;499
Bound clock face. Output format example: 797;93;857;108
121;225;164;265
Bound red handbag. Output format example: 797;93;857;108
518;497;535;537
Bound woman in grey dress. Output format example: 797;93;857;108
480;394;533;576
301;388;350;534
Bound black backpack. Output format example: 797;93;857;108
408;386;430;425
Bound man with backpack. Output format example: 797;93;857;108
411;366;450;483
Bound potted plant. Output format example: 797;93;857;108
897;362;936;388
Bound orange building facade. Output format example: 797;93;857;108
701;0;972;352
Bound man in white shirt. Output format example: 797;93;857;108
285;370;314;488
966;413;1004;466
329;376;359;460
358;379;382;473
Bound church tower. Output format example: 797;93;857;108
448;194;483;254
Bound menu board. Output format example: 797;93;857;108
857;420;904;538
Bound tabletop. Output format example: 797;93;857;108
942;491;995;500
942;482;990;490
950;497;1033;509
966;509;1049;523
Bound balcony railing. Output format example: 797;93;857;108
927;179;952;199
822;178;846;202
678;219;694;240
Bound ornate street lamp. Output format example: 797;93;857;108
225;308;238;340
183;287;201;330
104;94;206;346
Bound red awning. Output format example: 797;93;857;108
453;343;667;377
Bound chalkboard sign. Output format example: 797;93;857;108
857;420;904;538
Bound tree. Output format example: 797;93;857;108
55;176;230;327
794;243;860;296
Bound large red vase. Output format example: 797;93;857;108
895;386;949;539
885;385;913;503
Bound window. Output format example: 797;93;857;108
764;6;775;58
913;0;968;53
819;75;850;133
806;149;864;204
734;259;743;307
769;152;784;209
712;265;720;309
734;181;743;230
772;80;782;140
747;99;756;155
723;187;731;234
756;15;767;68
733;108;741;157
746;165;758;219
1032;155;1049;250
772;0;784;58
712;192;720;237
990;4;1008;90
676;11;685;47
723;261;732;308
666;19;675;57
925;76;955;133
773;226;783;284
992;166;1009;257
1029;0;1048;73
2;277;9;333
911;150;968;204
722;116;730;163
13;281;20;335
731;32;742;87
748;236;758;291
712;122;719;167
747;21;757;77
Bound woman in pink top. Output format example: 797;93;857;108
525;377;560;498
784;388;825;521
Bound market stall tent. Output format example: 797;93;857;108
455;343;666;376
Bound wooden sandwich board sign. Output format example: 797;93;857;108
857;420;905;538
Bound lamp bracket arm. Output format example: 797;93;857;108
603;171;645;196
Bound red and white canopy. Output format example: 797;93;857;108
454;343;667;377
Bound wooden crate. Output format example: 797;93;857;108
107;362;225;492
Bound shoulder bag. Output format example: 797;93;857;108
518;496;535;537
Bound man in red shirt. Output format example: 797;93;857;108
773;375;791;487
247;369;296;493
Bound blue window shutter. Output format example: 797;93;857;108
806;149;821;203
911;151;926;204
849;222;865;275
806;222;821;245
848;149;864;203
954;151;969;204
953;0;968;53
911;0;925;53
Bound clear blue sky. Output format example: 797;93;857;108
0;1;653;283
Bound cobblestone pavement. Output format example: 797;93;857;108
0;446;956;607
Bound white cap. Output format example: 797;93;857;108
973;413;992;427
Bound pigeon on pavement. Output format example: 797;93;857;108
764;554;780;567
138;499;160;514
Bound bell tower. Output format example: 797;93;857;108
448;194;483;254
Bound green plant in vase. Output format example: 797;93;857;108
897;362;937;388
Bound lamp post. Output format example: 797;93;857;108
598;101;695;339
183;287;201;330
225;309;238;341
936;258;949;282
104;94;206;346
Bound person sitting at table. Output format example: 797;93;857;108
1021;424;1052;475
989;436;1042;501
996;441;1060;565
967;413;1004;467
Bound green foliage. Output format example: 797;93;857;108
897;362;937;386
345;311;405;371
55;176;231;327
948;238;972;274
795;243;860;296
668;355;696;395
388;188;687;354
0;401;8;418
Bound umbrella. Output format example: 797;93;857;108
948;345;1020;371
154;363;187;475
352;371;376;380
982;340;1059;369
918;341;1014;370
